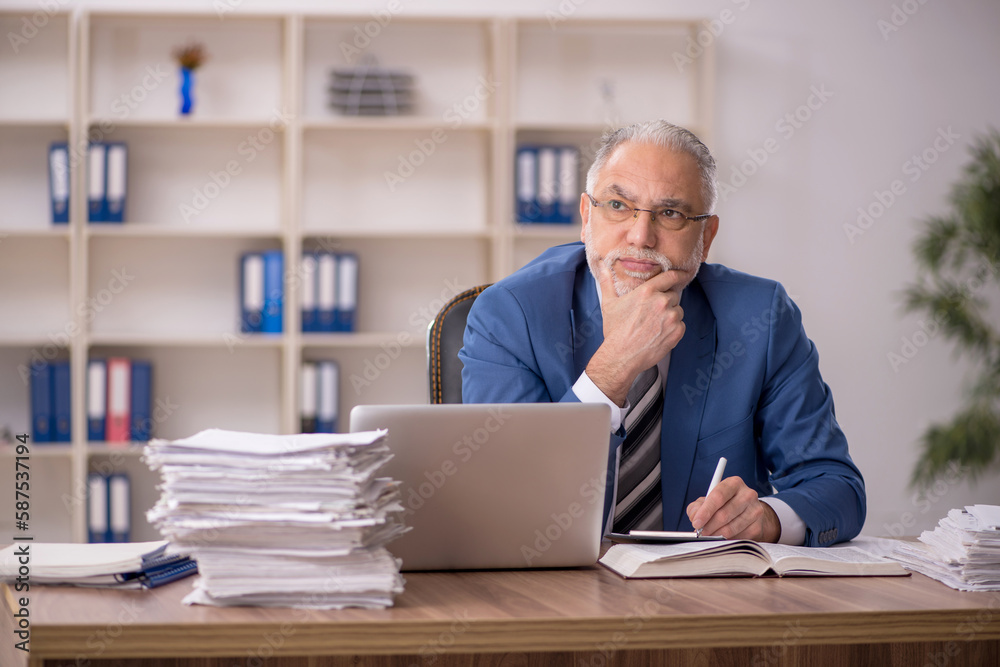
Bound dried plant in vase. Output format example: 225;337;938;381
173;43;206;116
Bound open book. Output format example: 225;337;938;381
600;540;909;578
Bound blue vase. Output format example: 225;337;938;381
179;66;194;115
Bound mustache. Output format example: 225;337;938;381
603;247;674;275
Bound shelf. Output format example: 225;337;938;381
0;335;71;348
301;129;490;235
302;228;493;241
303;345;428;416
88;116;291;130
302;117;495;132
0;117;70;128
0;236;72;338
84;225;282;239
305;238;490;335
0;10;712;543
85;443;148;456
88;14;284;122
86;236;282;339
0;443;73;458
514;121;623;134
303;17;495;122
301;332;426;349
514;21;697;129
0;124;72;232
95;125;284;229
0;227;72;239
513;224;582;240
88;331;285;349
0;13;71;121
89;345;283;441
0;453;73;542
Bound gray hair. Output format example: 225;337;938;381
585;120;718;213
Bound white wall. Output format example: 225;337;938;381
36;0;1000;536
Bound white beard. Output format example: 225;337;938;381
584;224;705;296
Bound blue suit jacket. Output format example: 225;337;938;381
459;243;865;546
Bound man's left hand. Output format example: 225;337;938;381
686;477;781;543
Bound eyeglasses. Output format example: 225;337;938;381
586;193;712;231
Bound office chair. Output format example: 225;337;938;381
427;284;491;404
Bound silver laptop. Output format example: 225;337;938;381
349;403;611;571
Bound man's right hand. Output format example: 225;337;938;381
585;261;687;406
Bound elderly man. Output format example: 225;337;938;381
460;120;865;546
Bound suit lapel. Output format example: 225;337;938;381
659;276;715;530
570;262;604;379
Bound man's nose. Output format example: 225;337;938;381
625;210;657;247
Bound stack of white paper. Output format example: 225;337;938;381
889;504;1000;591
144;428;407;608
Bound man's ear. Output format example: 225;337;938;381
579;193;591;244
701;215;720;261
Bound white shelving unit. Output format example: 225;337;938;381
0;9;713;543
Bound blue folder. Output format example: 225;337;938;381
515;145;540;223
30;363;52;443
262;250;284;333
104;142;128;223
87;472;111;543
130;360;152;441
108;472;131;543
316;360;339;433
536;146;558;223
87;359;107;441
335;253;358;332
87;142;107;223
51;361;71;442
301;252;319;333
556;146;579;224
316;252;336;332
240;252;264;333
48;142;70;224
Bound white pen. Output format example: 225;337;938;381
695;457;727;538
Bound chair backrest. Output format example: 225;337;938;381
427;284;490;404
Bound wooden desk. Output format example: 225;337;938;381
3;564;999;667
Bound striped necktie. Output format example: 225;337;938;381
612;365;664;533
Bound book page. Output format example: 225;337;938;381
599;540;771;578
760;544;907;576
762;543;879;563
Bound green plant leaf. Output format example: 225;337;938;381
911;405;1000;487
905;128;1000;488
